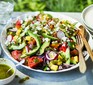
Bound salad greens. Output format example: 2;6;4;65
5;13;79;71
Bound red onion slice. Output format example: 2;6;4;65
7;35;13;42
57;30;65;39
46;51;58;60
9;28;17;32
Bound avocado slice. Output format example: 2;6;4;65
20;30;41;58
42;33;58;40
59;47;70;64
39;40;50;55
64;47;70;64
8;42;26;50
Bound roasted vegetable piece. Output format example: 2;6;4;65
28;56;43;68
70;49;79;56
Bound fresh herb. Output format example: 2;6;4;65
15;75;19;78
19;76;30;84
34;58;39;63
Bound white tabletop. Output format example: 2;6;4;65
0;12;93;85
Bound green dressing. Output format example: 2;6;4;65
0;64;14;79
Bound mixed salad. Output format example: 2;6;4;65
5;13;80;71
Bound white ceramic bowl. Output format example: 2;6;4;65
0;58;16;85
82;4;93;32
1;12;93;74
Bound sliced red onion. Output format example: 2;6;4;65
29;44;33;49
25;46;29;53
9;28;17;32
45;51;58;60
58;65;63;70
46;60;50;65
57;30;65;39
63;64;71;69
7;35;13;42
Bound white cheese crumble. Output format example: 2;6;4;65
49;20;55;25
20;26;29;36
34;21;40;25
22;24;26;28
33;30;38;34
44;25;49;29
43;38;50;42
52;41;58;43
62;36;67;41
36;26;42;30
5;40;10;46
55;27;60;31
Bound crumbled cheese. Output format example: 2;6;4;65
20;26;29;37
42;38;45;42
28;16;33;20
50;31;53;34
24;17;28;22
44;38;50;42
55;22;60;27
52;41;58;44
34;21;40;25
62;37;67;41
55;27;60;31
36;26;42;30
33;30;37;34
16;16;21;20
49;20;55;25
44;25;49;29
5;40;10;46
30;23;33;27
30;24;35;29
9;27;17;32
20;20;23;24
22;24;26;28
25;26;29;32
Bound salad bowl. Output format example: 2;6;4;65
1;12;93;74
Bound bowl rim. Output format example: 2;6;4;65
81;4;93;31
0;58;16;81
0;12;91;73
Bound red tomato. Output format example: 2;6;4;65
59;42;67;52
11;50;22;61
28;56;43;68
15;20;21;29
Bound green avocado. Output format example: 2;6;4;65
8;42;26;50
42;33;58;40
59;47;70;64
20;30;41;58
39;40;50;55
